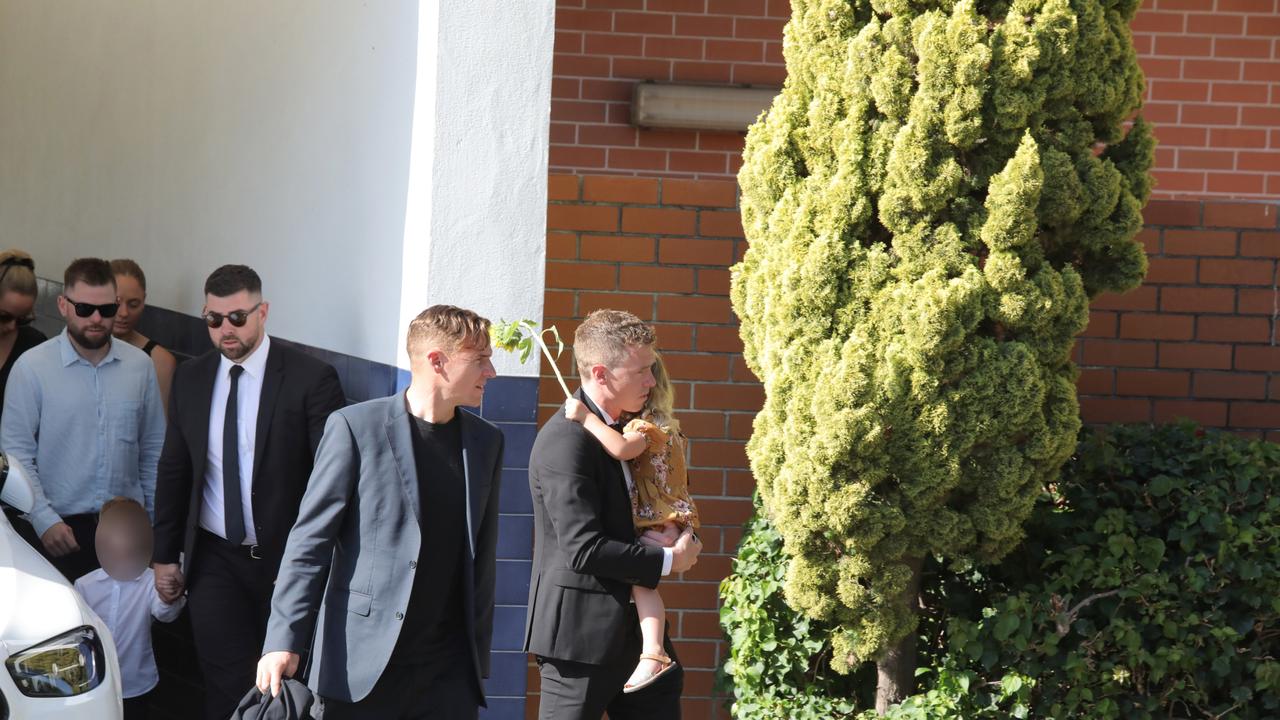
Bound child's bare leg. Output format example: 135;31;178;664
627;585;670;687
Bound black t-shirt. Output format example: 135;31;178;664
388;412;469;666
0;325;47;426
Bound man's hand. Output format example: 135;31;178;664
153;563;185;603
256;651;300;697
638;521;680;548
40;522;79;557
564;398;589;423
668;525;701;575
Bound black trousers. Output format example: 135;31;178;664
535;623;682;720
123;690;151;720
15;511;101;582
187;530;275;720
319;655;481;720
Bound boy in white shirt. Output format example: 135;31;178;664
75;497;184;719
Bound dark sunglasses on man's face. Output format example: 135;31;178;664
0;312;34;326
62;296;120;318
202;302;262;329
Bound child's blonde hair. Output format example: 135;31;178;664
642;352;680;432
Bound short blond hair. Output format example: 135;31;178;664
406;304;491;360
573;309;655;380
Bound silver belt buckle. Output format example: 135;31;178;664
248;544;262;560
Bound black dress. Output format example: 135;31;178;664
1;324;48;550
0;325;47;425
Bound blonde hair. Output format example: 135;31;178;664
0;249;37;297
406;304;491;360
643;352;680;432
573;309;656;380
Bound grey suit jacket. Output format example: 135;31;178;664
261;394;504;703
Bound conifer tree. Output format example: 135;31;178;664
730;0;1153;710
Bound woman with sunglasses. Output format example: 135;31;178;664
111;259;177;413
0;249;45;425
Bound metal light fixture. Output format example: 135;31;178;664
631;82;780;132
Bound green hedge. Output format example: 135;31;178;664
720;424;1280;719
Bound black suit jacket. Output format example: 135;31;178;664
153;339;345;579
523;389;665;665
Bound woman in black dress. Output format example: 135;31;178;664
0;249;45;424
0;249;46;548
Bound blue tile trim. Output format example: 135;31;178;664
495;423;537;471
496;515;534;561
495;560;531;605
484;652;530;698
479;697;526;720
481;376;540;422
499;469;533;515
491;606;529;651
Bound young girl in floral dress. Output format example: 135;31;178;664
564;352;699;693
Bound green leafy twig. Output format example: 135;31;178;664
490;319;572;399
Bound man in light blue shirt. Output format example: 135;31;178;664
1;257;165;580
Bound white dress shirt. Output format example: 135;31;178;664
200;335;270;545
74;568;184;698
598;404;674;577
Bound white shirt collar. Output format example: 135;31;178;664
218;334;271;380
583;387;616;425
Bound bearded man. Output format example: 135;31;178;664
1;257;166;581
152;264;345;720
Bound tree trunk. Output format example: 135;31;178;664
875;555;925;715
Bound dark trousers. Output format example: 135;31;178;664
319;655;481;720
12;511;101;582
187;530;275;720
123;690;151;720
535;623;682;720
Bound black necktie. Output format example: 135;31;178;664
224;365;246;545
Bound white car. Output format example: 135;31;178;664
0;454;123;719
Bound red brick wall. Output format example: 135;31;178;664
1080;199;1280;440
533;2;1280;718
551;0;1280;200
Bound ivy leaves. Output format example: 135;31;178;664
721;423;1280;718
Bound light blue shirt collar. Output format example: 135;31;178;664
57;328;122;368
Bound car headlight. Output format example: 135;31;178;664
4;626;106;697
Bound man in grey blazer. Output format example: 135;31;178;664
255;305;503;719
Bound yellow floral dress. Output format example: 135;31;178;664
623;414;699;531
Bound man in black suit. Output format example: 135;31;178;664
524;309;701;719
152;265;345;720
255;305;503;719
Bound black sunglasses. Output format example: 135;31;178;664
0;311;34;327
62;296;119;319
202;302;262;329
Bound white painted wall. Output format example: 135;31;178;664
0;0;552;373
397;0;553;376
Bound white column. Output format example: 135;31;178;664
397;0;555;376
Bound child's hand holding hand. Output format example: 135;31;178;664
564;398;589;423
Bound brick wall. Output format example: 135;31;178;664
1079;199;1280;440
1134;1;1280;197
535;1;1280;718
551;0;1280;199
